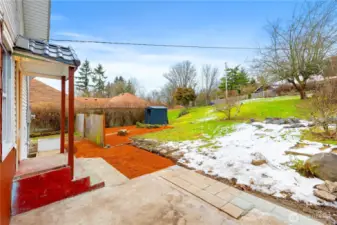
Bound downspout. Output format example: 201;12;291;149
26;77;32;156
0;21;3;162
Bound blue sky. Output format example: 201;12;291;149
41;1;299;93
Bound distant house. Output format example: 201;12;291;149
253;85;277;94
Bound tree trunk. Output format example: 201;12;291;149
299;88;307;100
289;81;307;99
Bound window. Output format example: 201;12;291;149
2;50;14;160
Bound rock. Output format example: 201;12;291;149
307;122;315;127
325;180;337;193
117;129;128;136
230;178;237;185
251;152;267;166
253;124;264;129
277;119;285;124
331;148;337;154
264;118;273;124
284;124;306;128
289;117;300;124
252;159;267;166
305;153;337;182
313;189;336;202
314;183;330;192
250;118;256;123
160;149;168;155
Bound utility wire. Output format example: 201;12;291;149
49;39;267;50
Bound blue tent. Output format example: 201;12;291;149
145;106;168;125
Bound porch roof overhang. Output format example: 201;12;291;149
13;36;81;80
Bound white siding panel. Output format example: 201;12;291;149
23;0;50;40
0;0;24;49
20;76;28;160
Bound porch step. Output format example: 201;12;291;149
75;157;129;187
14;153;67;180
12;163;104;215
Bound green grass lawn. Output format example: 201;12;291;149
237;96;311;120
138;95;312;142
301;128;337;145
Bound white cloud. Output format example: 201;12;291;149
42;31;256;94
50;14;67;21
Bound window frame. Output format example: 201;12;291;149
2;49;15;161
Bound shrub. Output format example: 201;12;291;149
289;159;314;178
214;97;242;120
178;108;189;118
174;87;197;107
136;122;161;129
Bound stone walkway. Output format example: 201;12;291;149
157;166;322;225
11;163;323;225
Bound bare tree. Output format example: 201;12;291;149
255;1;337;99
146;90;162;104
160;83;176;107
202;64;219;105
214;98;242;120
163;60;197;88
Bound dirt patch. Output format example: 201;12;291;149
75;126;174;178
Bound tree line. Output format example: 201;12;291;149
75;60;137;98
144;60;254;107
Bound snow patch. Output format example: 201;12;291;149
160;122;337;207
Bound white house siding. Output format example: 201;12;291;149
19;75;28;160
0;0;23;161
0;0;24;50
22;0;50;40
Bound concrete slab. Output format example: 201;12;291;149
240;209;287;225
76;158;128;187
11;174;239;225
230;197;254;211
221;203;244;219
156;166;323;224
37;137;60;152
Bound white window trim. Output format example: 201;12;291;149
2;50;15;161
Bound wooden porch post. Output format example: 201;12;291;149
68;67;75;178
60;76;66;153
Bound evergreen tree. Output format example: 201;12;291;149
92;64;107;97
219;65;249;94
75;59;92;97
124;80;136;94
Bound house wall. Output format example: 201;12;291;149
0;149;16;225
0;0;24;50
0;1;25;225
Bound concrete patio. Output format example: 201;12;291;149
11;162;322;225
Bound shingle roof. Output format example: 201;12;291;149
14;36;81;67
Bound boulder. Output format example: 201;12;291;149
117;129;128;136
289;117;300;124
314;183;330;192
313;189;336;202
252;159;267;166
251;152;267;166
305;153;337;182
325;180;337;193
284;124;306;129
